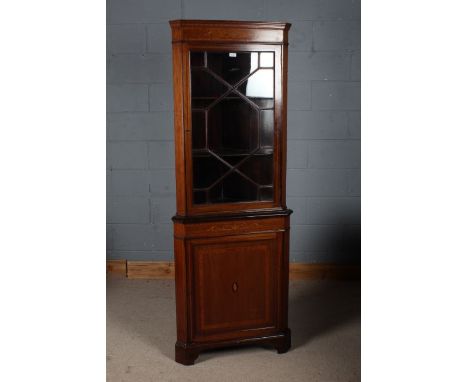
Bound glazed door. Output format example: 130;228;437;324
188;233;281;342
184;45;283;214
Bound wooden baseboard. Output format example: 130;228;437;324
108;260;359;280
127;261;175;279
106;260;127;275
289;263;360;280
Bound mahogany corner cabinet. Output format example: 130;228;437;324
169;19;292;365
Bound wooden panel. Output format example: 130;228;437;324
106;260;126;275
127;261;174;279
174;215;288;239
188;233;278;341
171;37;187;215
170;20;291;44
280;44;288;206
289;263;361;280
174;238;188;342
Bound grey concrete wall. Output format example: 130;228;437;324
107;0;361;263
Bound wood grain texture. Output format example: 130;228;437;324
189;233;278;342
171;37;187;216
106;260;126;275
170;20;291;45
127;261;174;279
174;215;289;239
175;329;290;366
174;238;188;342
289;263;361;280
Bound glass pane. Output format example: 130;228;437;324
237;69;274;108
208;172;258;204
208;94;258;155
238;154;274;186
191;111;206;149
259;186;273;201
193;155;229;189
193;190;207;204
190;50;276;205
259;52;274;68
220;155;246;166
190;52;206;67
207;52;258;85
260;110;274;148
191;69;227;100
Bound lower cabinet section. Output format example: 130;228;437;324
189;233;278;341
173;214;291;365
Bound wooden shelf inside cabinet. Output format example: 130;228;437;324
192;148;274;157
170;19;292;366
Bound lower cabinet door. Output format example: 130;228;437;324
188;232;280;342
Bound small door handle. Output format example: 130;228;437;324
232;282;238;292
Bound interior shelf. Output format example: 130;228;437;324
192;148;273;157
192;96;273;100
191;97;274;111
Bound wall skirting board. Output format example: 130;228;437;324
107;260;360;280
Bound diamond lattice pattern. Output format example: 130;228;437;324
191;51;275;204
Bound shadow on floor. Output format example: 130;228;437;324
289;279;361;349
287;210;361;349
197;279;361;361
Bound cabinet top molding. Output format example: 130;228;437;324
169;19;291;44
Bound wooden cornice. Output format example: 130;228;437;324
169;19;291;44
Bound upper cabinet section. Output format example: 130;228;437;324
170;20;290;216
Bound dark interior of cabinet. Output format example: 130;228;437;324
190;51;275;205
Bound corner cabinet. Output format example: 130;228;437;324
169;20;292;365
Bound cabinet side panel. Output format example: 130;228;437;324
171;41;187;215
280;224;290;329
174;235;188;342
280;44;289;207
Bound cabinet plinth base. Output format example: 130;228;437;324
175;343;200;365
275;328;292;353
175;329;291;366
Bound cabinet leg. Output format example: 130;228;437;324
175;343;199;366
275;329;291;354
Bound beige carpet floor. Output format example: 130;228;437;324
107;276;360;382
